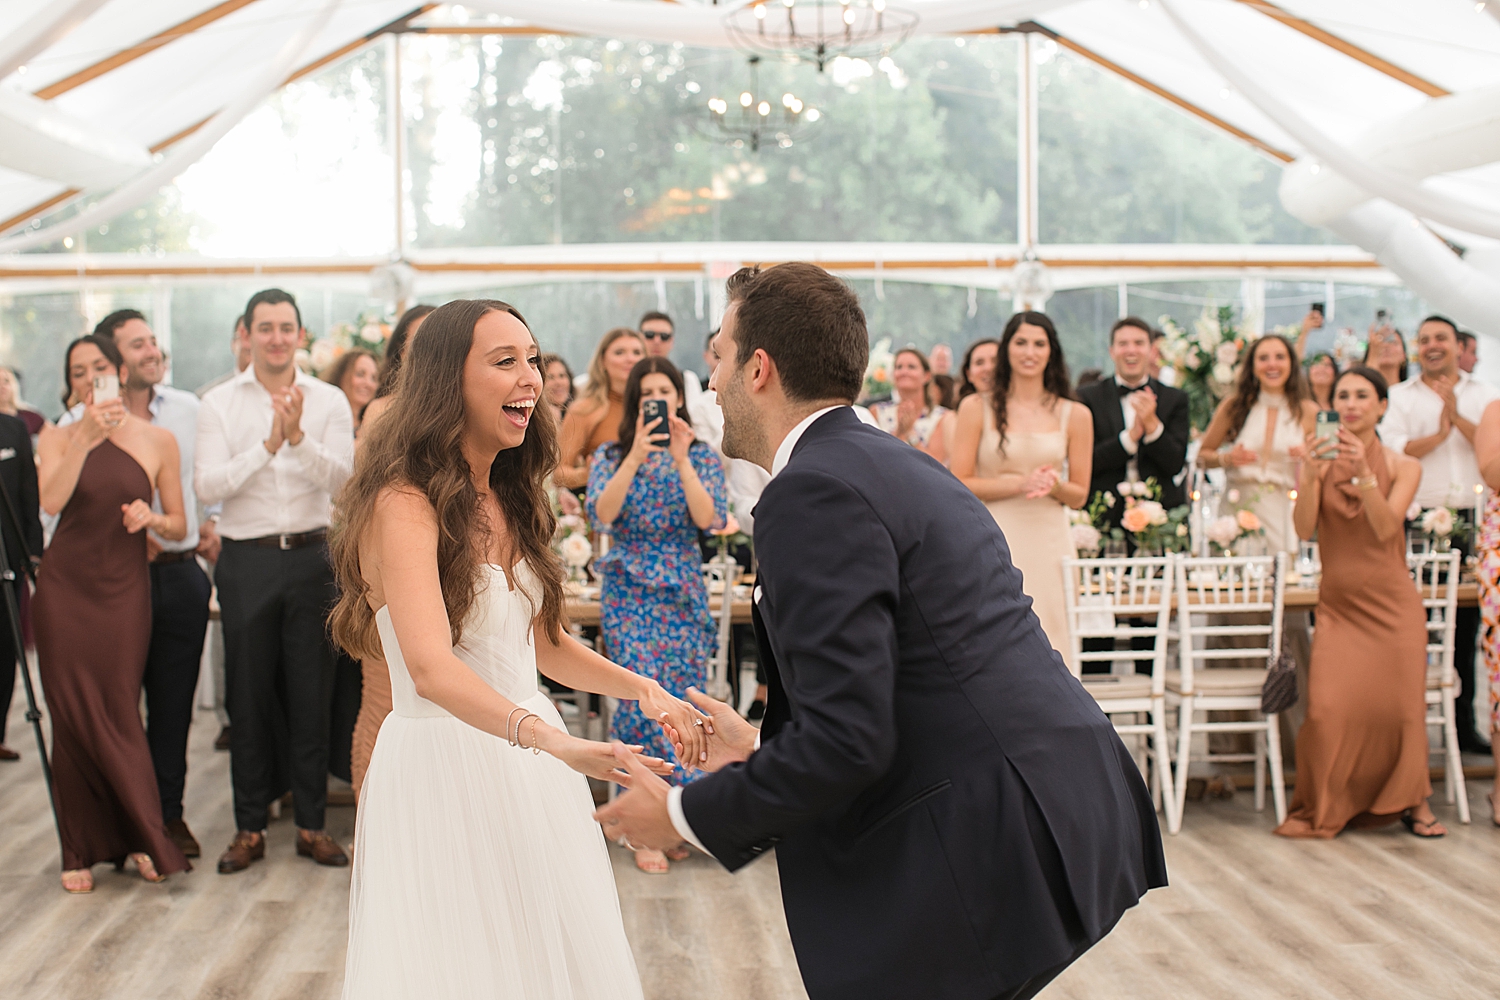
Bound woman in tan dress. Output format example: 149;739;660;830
952;313;1091;671
1278;365;1444;839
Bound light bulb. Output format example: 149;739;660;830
791;98;804;112
843;7;856;23
758;101;771;115
783;92;795;107
806;108;820;121
740;92;753;107
873;0;885;9
756;3;767;17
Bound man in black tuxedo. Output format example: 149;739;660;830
1075;317;1191;519
0;412;42;760
597;264;1166;1000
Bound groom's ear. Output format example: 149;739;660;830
749;348;775;394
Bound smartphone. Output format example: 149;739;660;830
642;399;670;445
92;373;119;403
1314;410;1339;456
1311;301;1325;315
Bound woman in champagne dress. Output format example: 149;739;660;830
35;335;190;892
331;300;710;998
952;313;1091;671
1277;366;1444;839
1198;335;1318;554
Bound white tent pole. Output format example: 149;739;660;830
1158;0;1500;242
0;0;344;256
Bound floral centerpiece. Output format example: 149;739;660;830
300;311;393;376
1084;478;1190;555
553;513;593;587
861;337;894;404
1419;506;1462;553
1205;508;1265;555
709;509;752;557
1068;508;1101;556
1156;305;1244;432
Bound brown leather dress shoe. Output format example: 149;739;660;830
217;831;265;874
166;819;201;858
0;745;19;761
296;830;349;867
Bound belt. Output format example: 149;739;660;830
151;551;198;565
228;529;328;550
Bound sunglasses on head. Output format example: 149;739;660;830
641;330;673;341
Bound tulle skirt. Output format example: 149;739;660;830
343;690;644;1000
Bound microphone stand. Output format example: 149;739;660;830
0;472;61;855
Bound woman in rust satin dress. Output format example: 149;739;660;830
35;335;191;891
1278;365;1445;839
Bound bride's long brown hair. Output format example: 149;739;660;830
329;299;567;661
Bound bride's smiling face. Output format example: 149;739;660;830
463;309;541;453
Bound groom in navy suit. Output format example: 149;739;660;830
596;263;1166;1000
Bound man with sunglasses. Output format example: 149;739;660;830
641;310;713;445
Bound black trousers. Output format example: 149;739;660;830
218;540;337;832
0;581;19;744
145;559;212;822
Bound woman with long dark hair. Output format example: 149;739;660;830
1363;323;1409;389
1280;366;1441;839
950;312;1091;670
330;300;706;997
1198;335;1318;553
540;351;575;423
939;338;1000;464
587;356;726;874
322;348;380;437
1305;352;1338;411
36;335;190;892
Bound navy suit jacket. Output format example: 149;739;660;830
681;408;1166;1000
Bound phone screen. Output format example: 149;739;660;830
93;373;119;403
1314;410;1339;454
642;399;670;444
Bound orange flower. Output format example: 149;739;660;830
1121;507;1153;534
1236;509;1261;532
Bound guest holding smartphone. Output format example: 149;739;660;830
35;335;190;892
587;357;726;875
1279;366;1441;839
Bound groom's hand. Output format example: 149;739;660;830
592;743;683;852
680;687;757;772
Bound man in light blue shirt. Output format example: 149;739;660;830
68;310;216;859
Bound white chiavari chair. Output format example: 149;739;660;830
1063;555;1178;832
1169;553;1287;834
703;552;738;702
1409;551;1469;824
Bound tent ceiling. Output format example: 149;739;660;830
0;1;1495;259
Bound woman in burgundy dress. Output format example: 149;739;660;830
35;335;190;892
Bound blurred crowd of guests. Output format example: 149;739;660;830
7;282;1499;895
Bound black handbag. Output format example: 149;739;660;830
1260;647;1298;715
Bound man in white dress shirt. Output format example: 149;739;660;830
196;289;355;873
1381;315;1499;753
67;310;217;859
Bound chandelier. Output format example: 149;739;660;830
725;0;920;72
703;56;819;153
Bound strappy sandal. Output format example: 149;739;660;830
1400;813;1447;839
127;853;167;882
634;848;670;875
664;845;691;861
61;869;93;893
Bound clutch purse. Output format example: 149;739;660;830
1260;647;1298;715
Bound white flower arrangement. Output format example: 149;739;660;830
560;532;593;569
1157;304;1245;431
1070;523;1101;554
862;337;895;402
1420;506;1455;538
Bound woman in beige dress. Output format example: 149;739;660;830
952;312;1092;671
1198;335;1318;554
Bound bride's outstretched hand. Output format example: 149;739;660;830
546;731;674;784
638;682;712;769
659;687;757;772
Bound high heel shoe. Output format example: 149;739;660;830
61;869;93;893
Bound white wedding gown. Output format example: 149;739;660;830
343;563;644;1000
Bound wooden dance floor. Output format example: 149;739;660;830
3;690;1500;999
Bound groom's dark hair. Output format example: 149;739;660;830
728;262;867;404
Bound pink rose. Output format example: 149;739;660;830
1236;509;1261;533
1121;507;1153;534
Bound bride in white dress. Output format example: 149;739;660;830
328;299;711;999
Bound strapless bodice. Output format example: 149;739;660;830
375;563;542;718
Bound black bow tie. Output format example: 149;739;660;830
1117;381;1148;397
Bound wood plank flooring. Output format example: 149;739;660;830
3;685;1499;1000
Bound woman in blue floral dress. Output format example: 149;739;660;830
587;357;726;873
